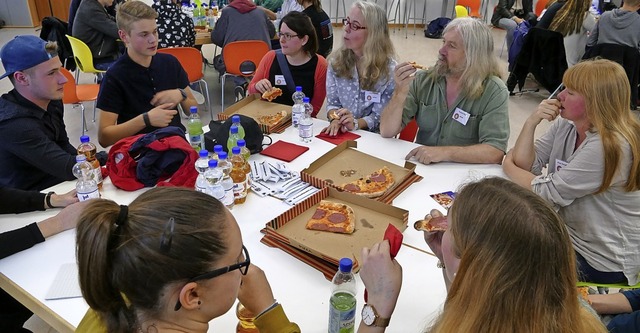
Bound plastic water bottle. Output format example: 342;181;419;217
204;159;225;201
236;139;251;161
328;258;357;333
231;115;246;139
230;146;249;205
227;125;241;153
77;135;103;188
195;149;209;193
299;97;313;143
72;155;100;202
188;106;204;151
291;86;305;128
213;144;224;160
218;151;235;209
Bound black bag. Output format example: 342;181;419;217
425;17;451;39
204;114;270;154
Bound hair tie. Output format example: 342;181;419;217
116;205;128;226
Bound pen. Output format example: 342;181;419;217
547;83;564;100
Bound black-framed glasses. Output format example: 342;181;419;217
277;32;299;40
343;18;366;31
174;245;250;311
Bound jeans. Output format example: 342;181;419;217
498;18;518;52
576;251;627;284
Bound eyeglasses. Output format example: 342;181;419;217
174;245;250;311
277;32;299;40
343;18;366;31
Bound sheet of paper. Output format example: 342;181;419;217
45;263;82;300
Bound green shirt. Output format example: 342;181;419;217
255;0;284;12
401;69;510;152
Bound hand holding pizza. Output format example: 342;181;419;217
394;62;417;93
321;108;352;136
422;209;447;262
237;264;277;316
254;79;273;94
360;240;402;319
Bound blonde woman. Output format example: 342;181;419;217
322;1;395;135
504;59;640;285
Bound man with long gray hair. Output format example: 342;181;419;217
380;18;509;165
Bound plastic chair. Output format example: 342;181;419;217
157;47;213;119
535;0;549;17
220;40;270;112
60;67;100;135
398;119;419;142
65;34;106;83
456;0;482;18
455;5;470;17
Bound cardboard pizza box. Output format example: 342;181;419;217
300;141;423;204
261;187;408;279
218;94;292;134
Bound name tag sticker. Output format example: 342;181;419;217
452;108;470;126
364;91;381;103
275;75;286;86
555;159;569;172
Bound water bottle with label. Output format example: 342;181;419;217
299;97;313;143
230;146;249;205
194;149;209;193
72;155;100;202
217;151;235;209
77;135;103;188
291;86;305;128
328;258;356;333
187;106;204;151
204;159;225;202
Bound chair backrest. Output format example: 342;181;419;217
583;43;640;109
398;119;419;142
66;34;103;74
455;5;470;18
222;40;270;77
535;0;549;17
157;47;204;83
60;67;79;104
456;0;481;17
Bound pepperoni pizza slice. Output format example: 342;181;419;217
262;87;283;101
414;214;448;232
339;167;395;198
306;200;356;234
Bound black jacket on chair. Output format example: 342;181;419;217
583;43;639;109
39;16;76;71
509;28;567;93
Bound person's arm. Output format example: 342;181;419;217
363;60;397;132
325;63;343;114
150;87;197;117
0;187;46;214
406;144;505;165
98;105;177;147
310;55;328;117
503;150;537;187
379;62;415;138
589;292;634;315
248;51;275;94
511;99;561;170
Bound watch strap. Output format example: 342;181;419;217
143;112;151;127
178;88;187;101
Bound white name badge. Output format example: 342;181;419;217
275;75;286;86
364;91;381;103
555;159;569;172
452;108;470;126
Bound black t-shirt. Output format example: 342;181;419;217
269;54;318;106
303;7;333;58
96;52;189;133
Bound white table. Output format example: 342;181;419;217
0;120;505;332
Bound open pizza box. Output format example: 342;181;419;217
300;141;423;204
217;94;292;134
261;187;408;280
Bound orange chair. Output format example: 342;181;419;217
220;40;270;112
157;47;212;119
456;0;482;18
535;0;549;17
398;119;419;142
61;67;100;135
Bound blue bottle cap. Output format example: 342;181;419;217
208;159;218;168
190;106;198;114
303;97;310;103
237;139;246;147
232;146;241;154
214;145;223;153
295;86;302;91
230;125;238;134
218;151;228;160
232;115;240;122
339;258;353;272
199;149;208;158
80;135;90;143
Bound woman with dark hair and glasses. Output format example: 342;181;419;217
74;187;300;333
248;11;328;116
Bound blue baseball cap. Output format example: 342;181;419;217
0;35;58;80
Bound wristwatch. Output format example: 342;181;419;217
178;88;187;101
362;304;390;327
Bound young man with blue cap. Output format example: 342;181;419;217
0;35;82;191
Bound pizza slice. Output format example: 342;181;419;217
262;87;283;102
409;61;428;70
328;109;340;121
339;167;395;198
257;110;287;126
414;214;448;232
306;200;356;234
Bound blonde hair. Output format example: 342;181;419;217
548;0;591;36
429;177;607;333
330;1;395;91
117;1;158;34
563;59;640;193
436;18;503;99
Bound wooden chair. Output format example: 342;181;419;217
220;40;270;112
61;67;100;135
398;119;419;142
65;35;106;83
157;47;213;119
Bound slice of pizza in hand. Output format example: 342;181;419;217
340;166;395;198
262;87;283;102
306;200;355;234
414;211;448;232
